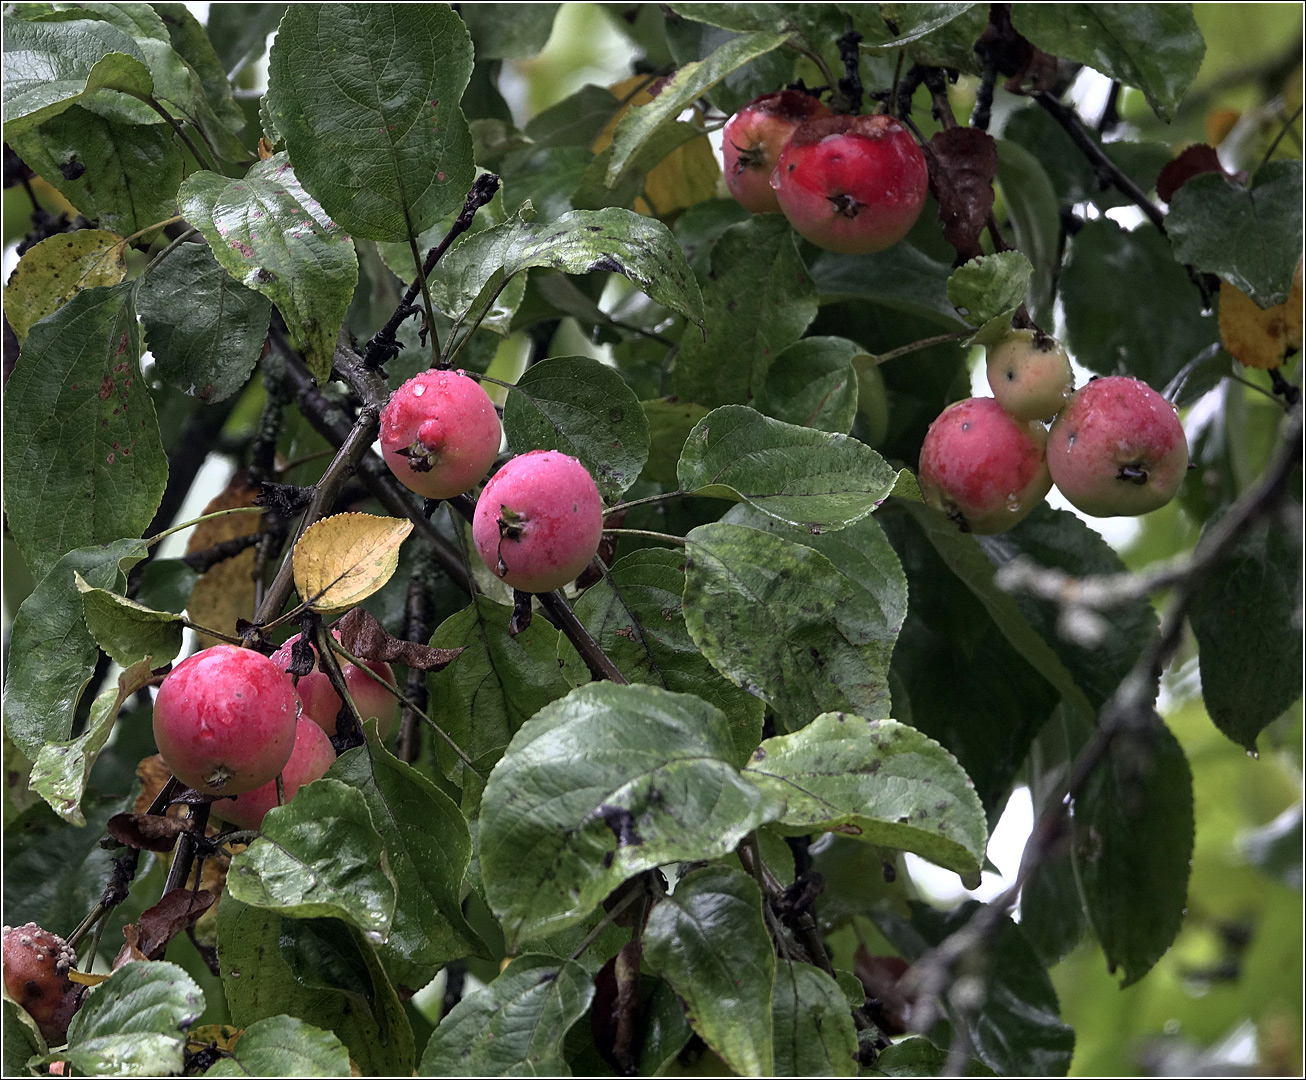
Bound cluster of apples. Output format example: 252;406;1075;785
919;329;1190;534
723;90;929;255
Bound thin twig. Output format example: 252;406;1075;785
144;97;216;174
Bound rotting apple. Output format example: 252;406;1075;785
379;369;502;500
919;396;1053;534
152;645;299;796
770;113;928;255
3;924;82;1046
722;90;831;214
985;328;1075;421
1047;375;1189;517
473;450;604;593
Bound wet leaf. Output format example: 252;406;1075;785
293;513;413;613
3;230;126;343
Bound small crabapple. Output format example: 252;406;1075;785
3;924;83;1045
269;630;398;738
379;369;501;500
770;113;929;255
1047;376;1189;517
722;90;831;214
473;450;603;593
152;645;298;796
210;716;336;831
919;397;1053;534
985;328;1074;421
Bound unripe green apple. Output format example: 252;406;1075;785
985;328;1074;420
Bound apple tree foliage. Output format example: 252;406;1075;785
1;3;1301;1076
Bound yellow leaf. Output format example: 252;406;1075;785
4;230;127;342
293;513;413;613
68;970;110;986
1219;259;1303;370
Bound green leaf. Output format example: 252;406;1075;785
227;779;396;941
1061;218;1217;387
664;18;794;116
206;2;286;76
672;215;817;407
771;960;858;1077
946;251;1034;327
178;155;358;384
218;898;414;1077
479;682;783;947
3;229;126;344
30;657;154;827
265;4;474;242
1190;516;1302;751
137;243;272;403
677;406;898;531
605;30;790;186
1;17;154;137
746;712;987;886
502;355;650;503
871;1036;996;1076
663;3;791;32
637;978;695;1075
993;140;1060;327
76;574;182;667
2;537;148;760
683;521;903;729
1167;161;1304;307
755;336;862;435
1072;712;1194;987
60;962;202;1079
643;865;775;1077
428;596;573;812
152;3;247;134
460;3;560;59
418;954;593;1076
556;547;765;767
896;501;1096;722
204;1015;350;1078
640;398;711;485
433;207;705;336
8;104;185;237
2;285;166;582
1010;3;1205;121
862;4;982;51
809;243;962;325
3;999;44;1076
328;738;483;977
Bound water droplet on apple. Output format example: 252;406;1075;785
413;384;426;397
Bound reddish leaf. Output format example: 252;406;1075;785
335;606;465;671
1157;144;1228;204
854;947;913;1036
927;128;999;262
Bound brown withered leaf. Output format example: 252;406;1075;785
134;754;173;814
336;607;465;672
112;927;149;971
927;128;999;262
1157;143;1228;204
135;888;217;958
185;472;262;647
106;812;194;852
854;947;912;1036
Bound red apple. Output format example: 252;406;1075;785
722;91;831;214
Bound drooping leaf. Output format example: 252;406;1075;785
746;712;987;886
178;154;359;383
754;336;862;435
677;406;897;531
218;897;415;1077
1;17;154;137
8;104;185;238
3;229;126;343
771;960;858;1077
683;522;902;729
292;513;413;613
227;779;397;942
136;242;272;403
1061;217;1218;388
29;658;154;828
1010;3;1205;121
479;682;783;947
418;954;593;1076
1190;516;1302;751
203;1015;350;1078
993;139;1060;326
1167;161;1304;308
928;127;999;262
1072;711;1194;987
502;355;650;503
58;962;202;1079
556;547;765;766
76;575;182;668
2;285;166;582
427;596;573;811
265;4;475;241
672;215;817;407
328;738;483;979
643;865;776;1077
